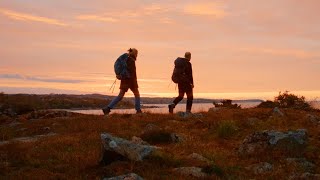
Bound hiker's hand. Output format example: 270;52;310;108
191;84;194;88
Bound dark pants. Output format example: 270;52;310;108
107;88;141;111
173;84;193;112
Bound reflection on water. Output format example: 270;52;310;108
68;102;262;115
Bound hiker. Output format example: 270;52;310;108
169;52;194;114
102;48;142;114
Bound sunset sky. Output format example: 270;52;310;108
1;0;320;100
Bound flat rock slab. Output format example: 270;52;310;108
0;132;57;146
173;167;208;178
103;173;143;180
100;133;156;165
239;129;307;156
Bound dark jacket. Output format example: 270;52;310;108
120;55;138;90
175;57;193;86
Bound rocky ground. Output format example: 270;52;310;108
0;107;320;179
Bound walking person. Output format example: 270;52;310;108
169;52;194;114
102;48;142;115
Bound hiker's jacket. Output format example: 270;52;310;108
120;56;138;89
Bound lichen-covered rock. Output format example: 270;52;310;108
286;158;315;173
246;162;273;174
173;167;208;178
100;133;156;165
272;107;284;117
188;153;210;163
177;112;204;118
306;114;320;124
103;173;144;180
239;129;307;156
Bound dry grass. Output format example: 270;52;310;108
0;108;320;179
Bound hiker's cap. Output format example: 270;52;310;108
185;52;191;59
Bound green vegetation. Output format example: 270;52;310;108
258;91;311;110
216;120;238;139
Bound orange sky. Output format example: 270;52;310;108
1;0;320;100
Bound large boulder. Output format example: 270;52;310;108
103;173;143;180
100;133;156;165
239;129;307;156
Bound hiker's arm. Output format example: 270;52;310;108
190;64;194;87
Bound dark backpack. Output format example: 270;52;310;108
114;53;130;80
171;57;187;83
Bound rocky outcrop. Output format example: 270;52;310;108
0;132;57;146
103;173;144;180
26;110;73;120
272;107;284;117
187;153;210;163
140;124;184;144
246;162;273;174
173;167;208;178
100;133;156;165
239;129;307;156
176;112;204;118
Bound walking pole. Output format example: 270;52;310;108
109;79;117;93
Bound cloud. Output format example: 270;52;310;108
0;74;87;83
0;8;68;26
184;2;227;17
76;15;117;22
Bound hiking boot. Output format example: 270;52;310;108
102;107;111;115
136;110;143;114
168;103;175;114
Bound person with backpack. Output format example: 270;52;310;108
102;48;142;115
169;52;194;114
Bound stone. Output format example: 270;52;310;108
143;124;161;133
306;114;320;124
247;117;260;126
173;167;208;178
170;133;184;143
100;133;156;165
272;107;284;117
239;129;307;156
103;173;144;180
0;132;57;146
188;153;210;163
131;136;149;145
286;158;315;172
177;112;204;118
246;162;273;174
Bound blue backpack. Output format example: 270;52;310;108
114;53;130;80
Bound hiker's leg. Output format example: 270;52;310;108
131;88;141;111
107;89;127;109
186;88;193;112
173;88;185;106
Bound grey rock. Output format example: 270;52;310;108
286;158;315;172
9;121;22;127
188;153;210;163
0;132;57;146
131;136;149;145
42;127;51;131
173;167;208;178
104;173;144;180
300;173;320;179
272;107;284;116
143;124;161;133
170;133;184;143
307;114;320;124
177;112;203;118
100;133;156;165
246;162;273;174
239;129;308;155
247;117;260;126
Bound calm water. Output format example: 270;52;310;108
67;101;320;115
68;102;261;115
